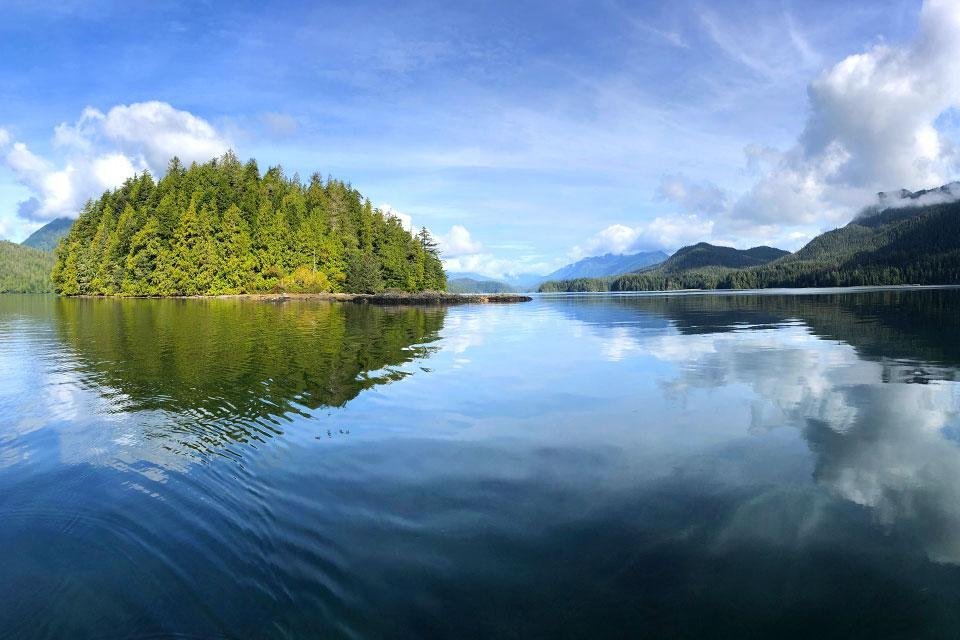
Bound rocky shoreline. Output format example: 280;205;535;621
68;291;533;304
247;291;533;305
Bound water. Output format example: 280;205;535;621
2;289;960;638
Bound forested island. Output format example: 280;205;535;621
51;153;447;296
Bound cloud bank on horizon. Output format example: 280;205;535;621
1;0;959;278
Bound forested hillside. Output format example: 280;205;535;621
710;198;960;289
52;153;446;296
655;243;788;273
446;277;515;293
541;194;960;292
540;243;787;292
0;241;55;293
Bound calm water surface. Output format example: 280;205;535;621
3;289;960;638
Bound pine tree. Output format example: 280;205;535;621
216;204;255;293
123;217;162;295
51;154;447;296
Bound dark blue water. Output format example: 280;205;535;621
3;289;960;638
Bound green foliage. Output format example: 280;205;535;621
47;296;447;434
540;205;960;293
0;241;56;293
52;153;446;296
446;277;515;294
655;243;789;273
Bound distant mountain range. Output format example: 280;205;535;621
540;250;667;282
540;243;788;292
448;250;668;292
446;277;516;294
541;183;960;292
21;217;73;251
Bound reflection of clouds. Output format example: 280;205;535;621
651;324;960;563
596;325;722;363
443;312;487;358
644;333;718;364
599;327;644;362
0;329;185;486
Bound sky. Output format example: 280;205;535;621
0;0;957;278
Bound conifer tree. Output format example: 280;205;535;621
51;152;446;296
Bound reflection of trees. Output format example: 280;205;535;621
51;298;445;455
548;289;960;370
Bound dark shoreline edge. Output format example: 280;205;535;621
71;292;533;305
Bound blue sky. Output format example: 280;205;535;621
2;0;956;277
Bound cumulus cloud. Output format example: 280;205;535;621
731;0;960;229
1;101;229;223
572;215;715;258
437;224;482;257
657;174;729;216
379;202;415;232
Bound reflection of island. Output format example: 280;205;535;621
547;290;960;564
51;297;445;459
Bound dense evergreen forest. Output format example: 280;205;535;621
541;199;960;292
51;152;446;296
446;277;515;294
0;241;55;293
539;243;788;292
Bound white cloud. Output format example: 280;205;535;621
730;0;960;229
437;224;482;257
97;102;228;170
1;101;229;223
657;174;729;216
442;252;559;280
572;215;715;259
855;180;960;220
650;323;960;564
379;202;415;232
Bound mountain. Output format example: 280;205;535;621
21;217;73;251
542;251;668;282
446;277;515;294
502;272;549;289
654;243;789;273
607;187;960;291
446;271;495;282
447;271;544;290
0;240;56;293
540;243;787;292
